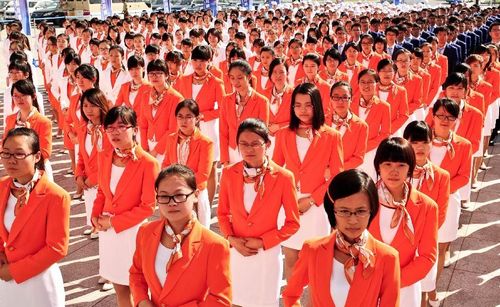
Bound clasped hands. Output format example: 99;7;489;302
91;215;112;232
228;236;263;257
0;252;12;281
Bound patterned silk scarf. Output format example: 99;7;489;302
164;215;196;271
335;230;375;284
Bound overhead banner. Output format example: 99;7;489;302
209;0;217;15
101;0;112;19
163;0;171;13
15;0;32;35
240;0;252;10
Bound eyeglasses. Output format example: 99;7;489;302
12;94;30;100
359;80;376;86
104;125;133;133
148;71;165;77
238;142;265;149
434;114;457;122
176;115;195;121
156;191;194;204
334;209;370;218
331;95;351;102
0;152;35;160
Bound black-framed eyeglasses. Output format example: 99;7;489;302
331;96;351;102
156;191;194;204
334;209;371;218
434;114;457;122
104;126;133;133
0;152;35;160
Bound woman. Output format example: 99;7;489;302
92;106;159;307
129;164;231;306
402;121;451;307
219;60;269;165
357;34;383;70
351;69;391;180
393;49;424;121
253;46;275;94
274;83;344;280
175;45;225;204
369;137;438;307
429;98;472;278
376;59;409;136
4;80;53;182
75;89;111;238
338;42;363;95
0;127;70;307
329;81;368;170
374;36;391;60
262;58;294;155
138;59;184;164
319;48;349;86
99;45;130;104
283;169;400;307
217;118;299;307
156;99;214;227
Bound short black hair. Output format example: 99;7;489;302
191;45;212;61
374;137;416;178
236;118;270;144
268;57;288;80
104;106;137;128
289;83;325;131
147;59;168;74
432;98;460;118
155;164;197;191
323;47;342;65
403;120;432;143
442;72;468;90
127;55;145;70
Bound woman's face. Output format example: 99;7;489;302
378;160;410;191
76;72;95;92
66;61;79;75
444;84;466;102
176;107;197;135
157;175;197;224
105;118;136;149
82;99;101;124
260;51;274;69
303;59;319;79
9;69;28;83
238;130;268;167
469;61;483;75
359;73;377;97
12;88;34;110
128;66;144;80
192;59;209;75
229;67;250;93
109;49;122;68
270;63;287;86
395;53;410;74
293;93;314;124
374;42;385;53
109;29;118;39
408;138;431;163
433;106;457;132
378;65;395;84
330;85;351;115
1;135;41;180
333;191;371;242
479;52;490;69
325;57;339;72
345;47;358;61
148;70;167;86
99;43;110;60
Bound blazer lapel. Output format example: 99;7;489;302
247;163;279;219
302;126;324;168
316;234;335;306
113;146;144;199
286;129;302;169
0;179;12;241
160;221;203;300
146;220;165;297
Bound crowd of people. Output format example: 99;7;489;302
0;1;499;306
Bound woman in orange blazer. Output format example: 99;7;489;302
285;39;306;85
115;55;150;125
369;137;438;307
75;89;111;238
420;43;443;106
158;99;214;227
409;49;431;106
319;48;350;86
218;118;299;307
252;46;275;95
218;42;237;93
138;59;184;163
129;164;231;306
283;169;400;307
328;81;368;170
295;53;332;119
338;42;363;96
393;49;424;121
376;59;410;136
92;106;159;307
357;34;383;70
219;60;269;165
273;83;344;280
402;121;451;307
175;46;225;204
351;69;391;180
0;127;70;307
4;80;53;181
221;47;258;94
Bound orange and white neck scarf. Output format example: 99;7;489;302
335;230;375;284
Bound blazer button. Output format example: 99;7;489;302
247;222;253;227
8;246;15;251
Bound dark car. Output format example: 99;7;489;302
31;0;66;26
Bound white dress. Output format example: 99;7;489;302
331;258;350;307
154;243;175;286
281;136;330;250
194;83;221;161
0;194;65;307
98;164;144;285
82;134;97;226
230;183;282;307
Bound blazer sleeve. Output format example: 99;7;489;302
282;242;311;307
115;85;126;107
9;191;70;283
202;81;224;121
379;248;401;307
368;105;391;150
344;123;368;170
450;143;472;193
261;172;299;249
271;131;286;166
216;170;234;238
392;90;409;133
129;225;151;306
195;141;214;190
401;200;438;287
260;97;270;126
75;140;86;178
92;184;106;220
139;101;150;151
39;119;53;159
218;98;230;164
111;159;160;233
437;171;450;228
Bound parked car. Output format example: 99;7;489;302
31;0;66;26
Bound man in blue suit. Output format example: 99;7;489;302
410;23;426;50
449;25;467;62
397;24;415;52
435;26;459;75
385;26;404;58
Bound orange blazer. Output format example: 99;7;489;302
351;95;391;151
327;113;369;170
219;60;258;94
138;86;184;151
219;90;269;164
318;69;350;85
294;77;332;119
467;90;486;116
273;125;344;204
253;68;272;95
74;123;112;187
159;129;214;190
357;52;383;70
282;231;401;307
175;73;225;121
397;71;423;115
424;62;442;106
4;110;52;159
209;65;224;81
484;68;499;103
435;133;472;194
64;92;83;148
129;219;231;307
418;163;450;228
0;173;70;283
262;85;294;130
92;146;159;233
338;61;363;95
472;79;494;107
217;160;300;249
369;186;438;287
376;83;409;134
415;68;431;107
115;81;151;120
435;54;448;84
285;59;306;85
